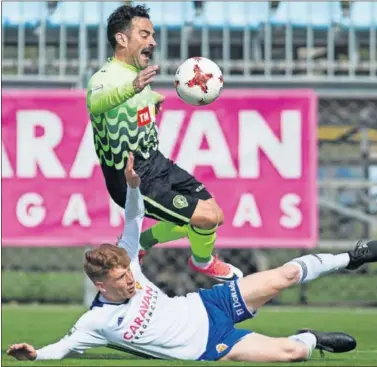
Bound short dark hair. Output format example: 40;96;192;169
107;4;150;49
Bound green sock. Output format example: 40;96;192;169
186;224;217;263
140;222;187;251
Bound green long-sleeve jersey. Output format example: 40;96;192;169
87;57;162;171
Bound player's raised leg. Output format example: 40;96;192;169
186;198;243;281
139;160;243;281
140;193;242;281
163;160;243;281
139;221;188;251
238;240;377;312
139;182;221;258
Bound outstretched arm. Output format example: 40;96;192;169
117;152;144;261
7;325;107;361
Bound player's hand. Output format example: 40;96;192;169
133;65;159;93
125;152;141;188
7;343;37;361
155;94;165;115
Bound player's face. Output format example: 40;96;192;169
125;17;157;70
98;266;136;302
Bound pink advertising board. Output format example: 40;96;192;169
1;89;317;248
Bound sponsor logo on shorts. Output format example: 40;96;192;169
216;343;228;353
228;280;245;317
195;184;204;192
173;195;189;209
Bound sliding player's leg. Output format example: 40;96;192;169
238;240;377;313
196;270;357;362
221;332;315;362
220;329;356;362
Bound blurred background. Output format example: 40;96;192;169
2;1;377;307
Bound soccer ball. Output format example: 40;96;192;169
174;57;224;106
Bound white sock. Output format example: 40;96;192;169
287;253;350;284
288;332;317;360
191;255;213;269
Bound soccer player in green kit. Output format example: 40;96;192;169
86;4;242;281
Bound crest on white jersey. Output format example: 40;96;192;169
63;326;77;340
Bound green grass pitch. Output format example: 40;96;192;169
2;305;377;366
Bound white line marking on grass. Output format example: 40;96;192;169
263;306;377;314
355;350;377;354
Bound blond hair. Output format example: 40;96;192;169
84;243;130;282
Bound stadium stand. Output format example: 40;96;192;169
2;1;376;80
2;1;45;27
271;1;343;28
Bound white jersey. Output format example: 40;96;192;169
35;187;209;361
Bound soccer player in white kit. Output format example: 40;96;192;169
8;153;377;362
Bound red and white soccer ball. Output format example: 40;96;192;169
174;57;224;106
